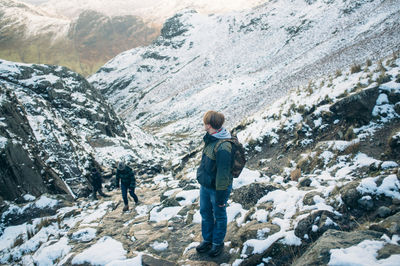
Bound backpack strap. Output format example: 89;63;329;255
213;139;233;156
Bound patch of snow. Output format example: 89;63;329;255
106;254;143;266
227;202;247;225
0;135;7;149
71;228;97;242
149;206;183;222
183;242;199;254
252;209;269;223
357;175;400;199
71;236;127;265
150;241;168;251
381;161;398;169
328;239;400;266
175;189;199;206
233;168;263;189
32;237;71;265
23;194;36;201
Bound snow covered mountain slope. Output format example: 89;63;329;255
89;0;400;142
0;0;158;76
0;60;169;200
1;54;399;266
24;0;265;25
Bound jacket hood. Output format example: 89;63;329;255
203;128;231;144
212;127;231;139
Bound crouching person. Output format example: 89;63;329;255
116;161;138;211
196;111;233;257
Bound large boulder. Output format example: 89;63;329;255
369;212;400;236
230;183;279;210
294;210;343;241
292;229;383;266
329;87;379;124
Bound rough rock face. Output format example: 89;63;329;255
330;87;380;125
0;60;167;200
292;229;383;266
230;183;279;210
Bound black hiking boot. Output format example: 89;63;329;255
122;205;129;212
196;241;212;253
208;244;224;257
99;191;110;197
91;193;98;200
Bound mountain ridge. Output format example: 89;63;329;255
89;0;400;144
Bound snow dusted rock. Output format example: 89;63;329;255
292;229;383;266
227;220;280;248
389;131;400;156
329;87;380;125
230;183;279;210
339;181;362;210
377;206;392;218
369;212;400;237
0;60;169;200
0;194;69;228
294;210;343;241
302;191;323;206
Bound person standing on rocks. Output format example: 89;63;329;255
116;161;138;211
90;167;110;200
196;110;233;257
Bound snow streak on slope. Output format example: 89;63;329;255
89;0;400;142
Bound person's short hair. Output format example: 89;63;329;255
203;111;225;129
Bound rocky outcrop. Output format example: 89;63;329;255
329;87;380;124
0;86;71;200
230;183;279;210
292;229;383;266
0;60;168;200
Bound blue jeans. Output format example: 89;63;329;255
200;185;232;245
121;183;138;205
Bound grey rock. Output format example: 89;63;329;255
142;254;177;266
231;183;279;210
227;220;280;248
303;191;323;206
340;181;362;209
299;178;312;187
329;87;379;124
358;196;374;211
292;229;383;266
377;244;400;260
377;206;391;218
369;212;400;236
295;211;342;240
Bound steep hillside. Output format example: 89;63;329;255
31;0;265;25
1;54;398;265
89;0;400;143
0;0;159;76
0;59;169;201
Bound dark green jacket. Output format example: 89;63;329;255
116;166;136;188
197;133;232;204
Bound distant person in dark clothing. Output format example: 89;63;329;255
116;161;138;211
91;167;110;200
